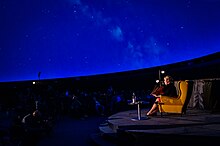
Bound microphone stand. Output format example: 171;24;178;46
36;71;41;110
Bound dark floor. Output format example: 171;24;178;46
0;111;108;146
36;115;107;146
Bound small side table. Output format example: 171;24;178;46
128;101;149;121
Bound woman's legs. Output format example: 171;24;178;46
146;98;160;115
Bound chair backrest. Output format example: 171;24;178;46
174;81;180;96
178;80;189;104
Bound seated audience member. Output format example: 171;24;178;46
146;75;177;116
22;110;43;128
93;97;105;116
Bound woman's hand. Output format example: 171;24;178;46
152;94;161;98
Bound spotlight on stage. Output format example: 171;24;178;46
158;70;165;80
158;70;165;85
161;70;165;74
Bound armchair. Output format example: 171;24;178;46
158;80;189;116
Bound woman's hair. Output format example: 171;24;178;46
164;75;174;83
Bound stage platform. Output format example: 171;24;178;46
92;108;220;146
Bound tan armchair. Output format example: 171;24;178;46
158;80;189;116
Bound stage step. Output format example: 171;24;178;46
99;124;115;134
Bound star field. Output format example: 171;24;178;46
0;0;220;82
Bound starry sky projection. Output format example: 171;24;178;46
0;0;220;82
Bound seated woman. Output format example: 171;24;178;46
146;75;178;116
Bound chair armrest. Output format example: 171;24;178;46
160;96;182;105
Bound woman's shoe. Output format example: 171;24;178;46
146;111;157;116
147;113;157;116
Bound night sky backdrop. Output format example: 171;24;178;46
0;0;220;82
